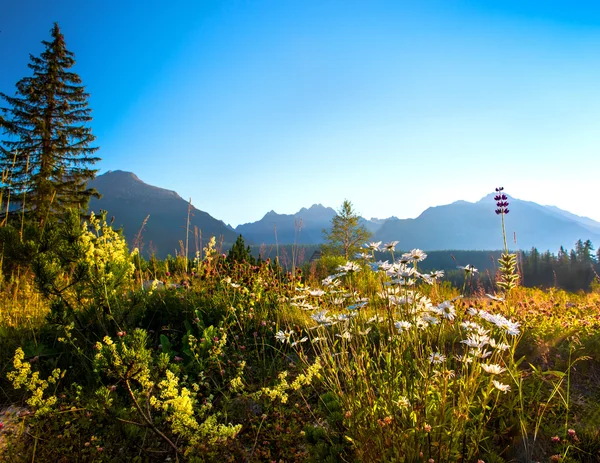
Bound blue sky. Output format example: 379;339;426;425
2;1;600;225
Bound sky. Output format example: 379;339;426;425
2;0;600;226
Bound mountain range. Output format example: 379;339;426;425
88;171;238;257
88;170;600;257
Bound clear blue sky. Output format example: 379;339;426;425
2;1;600;225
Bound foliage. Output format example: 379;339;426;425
1;195;600;461
226;234;255;265
322;199;371;260
0;23;99;228
33;210;136;325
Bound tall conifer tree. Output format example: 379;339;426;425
0;23;99;226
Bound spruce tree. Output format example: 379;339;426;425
226;234;255;265
322;200;371;260
0;23;99;227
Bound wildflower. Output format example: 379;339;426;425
337;261;361;273
173;356;183;362
415;318;429;330
422;315;440;326
460;321;480;331
336;331;352;341
461;333;490;349
383;241;399;251
494;187;510;215
321;276;340;287
472;348;492;359
421;274;434;285
117;331;126;337
429;352;446;364
486;293;505;302
481;363;506;375
365;241;382;251
551;435;561;443
311;310;333;325
489;339;510;351
458;264;478;274
308;289;326;297
429;270;444;280
423;423;432;432
367;315;384;324
492;380;511;393
395;321;412;333
374;260;392;272
396;396;410;408
275;330;293;344
434;301;456;321
358;327;371;336
409;249;427;262
355;252;373;261
291;337;308;347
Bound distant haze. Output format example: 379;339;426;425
89;171;600;257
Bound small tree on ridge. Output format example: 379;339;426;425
322;199;371;260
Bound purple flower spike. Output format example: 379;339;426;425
493;187;510;215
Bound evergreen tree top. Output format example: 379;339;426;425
0;23;100;226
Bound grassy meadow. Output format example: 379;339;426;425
0;213;599;463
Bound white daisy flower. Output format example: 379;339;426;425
429;270;444;280
489;339;510;351
383;241;399;251
429;352;446;364
311;310;332;325
481;364;506;375
458;264;478;274
365;241;382;251
308;289;326;297
275;330;292;344
492;380;511;393
409;249;427;262
395;320;412;333
291;337;308;347
337;261;361;273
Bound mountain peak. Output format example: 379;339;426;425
91;170;182;201
101;170;141;182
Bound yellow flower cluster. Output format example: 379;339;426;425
152;370;200;437
290;359;322;391
80;211;136;291
260;371;290;404
7;347;65;416
259;360;322;404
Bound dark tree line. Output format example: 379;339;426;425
520;239;599;292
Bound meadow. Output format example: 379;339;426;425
1;211;600;463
